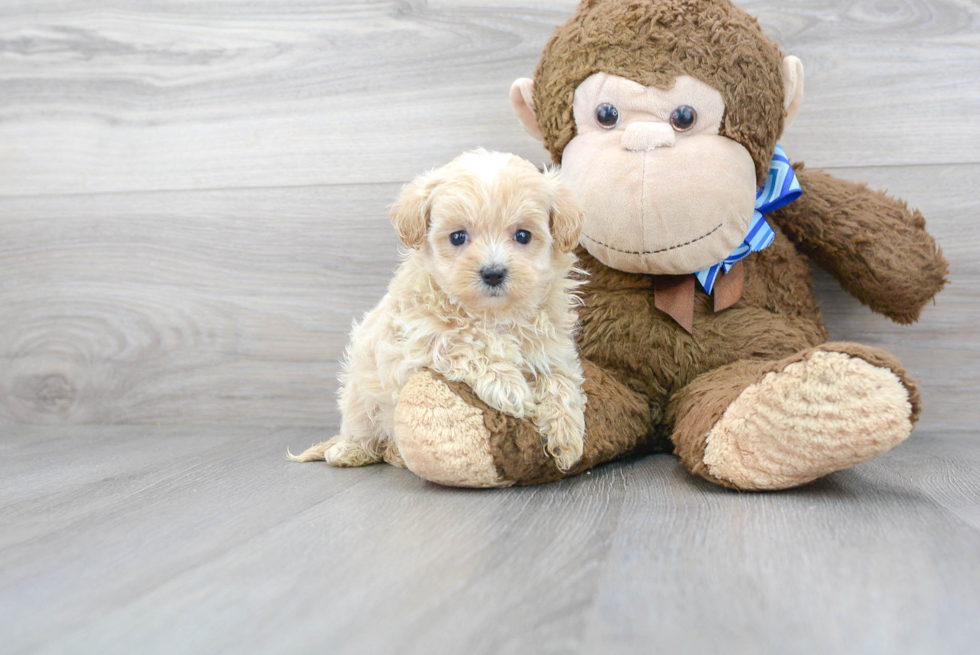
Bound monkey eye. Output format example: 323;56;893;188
595;103;620;129
669;105;698;132
450;231;468;247
514;229;532;245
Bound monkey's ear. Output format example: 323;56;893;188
389;173;438;249
782;56;805;131
546;171;583;253
510;78;545;142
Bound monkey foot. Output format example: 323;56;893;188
394;370;511;488
700;346;915;490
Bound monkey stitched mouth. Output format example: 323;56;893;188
581;223;723;255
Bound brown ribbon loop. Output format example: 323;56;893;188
653;262;745;334
653;274;696;334
713;261;745;313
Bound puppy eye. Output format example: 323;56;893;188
449;231;468;247
595;103;620;129
514;230;532;245
669;105;698;132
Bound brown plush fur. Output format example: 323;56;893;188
773;165;949;323
391;0;948;490
533;0;787;183
438;359;652;485
669;342;922;489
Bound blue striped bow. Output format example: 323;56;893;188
694;145;802;294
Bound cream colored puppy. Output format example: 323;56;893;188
291;149;587;472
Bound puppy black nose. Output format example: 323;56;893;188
480;267;507;288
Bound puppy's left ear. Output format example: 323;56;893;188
389;171;440;249
547;172;583;253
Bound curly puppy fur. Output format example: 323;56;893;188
290;150;589;472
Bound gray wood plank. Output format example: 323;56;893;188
0;426;977;654
0;184;401;425
580;451;980;655
1;1;978;654
0;426;378;652
2;163;976;427
1;0;978;197
865;432;980;533
0;426;627;655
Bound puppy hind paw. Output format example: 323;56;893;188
287;439;335;462
290;437;382;468
382;441;406;468
325;439;383;467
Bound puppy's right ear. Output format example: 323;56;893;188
389;172;439;249
546;170;584;253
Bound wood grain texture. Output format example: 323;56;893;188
0;426;978;654
1;0;977;426
1;2;978;651
0;184;400;424
1;164;976;426
1;0;979;196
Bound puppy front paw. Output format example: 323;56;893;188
473;371;534;419
536;404;586;472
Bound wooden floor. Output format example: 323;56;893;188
2;426;979;654
2;1;980;653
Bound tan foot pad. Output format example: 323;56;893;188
394;370;509;488
704;351;913;490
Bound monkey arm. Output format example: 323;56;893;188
392;360;654;487
767;164;949;324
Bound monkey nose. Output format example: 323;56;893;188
621;122;676;152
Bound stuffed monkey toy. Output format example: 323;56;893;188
388;0;948;490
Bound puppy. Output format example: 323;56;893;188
290;149;587;472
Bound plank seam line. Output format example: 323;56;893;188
2;160;979;201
